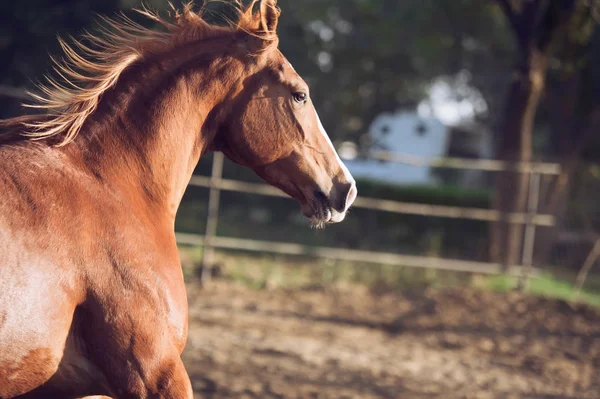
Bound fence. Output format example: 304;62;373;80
1;86;561;283
178;150;562;284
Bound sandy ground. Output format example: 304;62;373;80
181;281;600;399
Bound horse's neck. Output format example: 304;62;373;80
67;48;243;221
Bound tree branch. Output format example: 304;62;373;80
536;0;577;53
495;0;524;37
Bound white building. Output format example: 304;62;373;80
344;111;492;187
345;111;449;186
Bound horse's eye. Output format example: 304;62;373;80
292;92;307;104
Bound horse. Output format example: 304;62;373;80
0;1;357;397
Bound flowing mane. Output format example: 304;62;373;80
0;0;278;147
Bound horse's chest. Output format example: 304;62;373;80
97;252;189;352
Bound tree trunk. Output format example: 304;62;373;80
532;69;580;265
490;50;548;269
490;0;581;269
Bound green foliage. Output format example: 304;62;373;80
481;273;600;307
1;0;598;154
274;0;512;141
354;178;491;208
153;0;512;141
0;0;515;140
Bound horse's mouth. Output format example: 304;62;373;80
272;179;350;228
301;192;346;229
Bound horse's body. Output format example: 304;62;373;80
0;2;356;398
0;142;188;398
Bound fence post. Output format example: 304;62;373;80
518;172;541;290
573;238;600;300
201;152;224;284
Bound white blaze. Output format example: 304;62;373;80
314;109;354;183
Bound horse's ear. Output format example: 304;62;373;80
259;0;279;34
239;0;280;36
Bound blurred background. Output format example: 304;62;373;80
2;1;600;397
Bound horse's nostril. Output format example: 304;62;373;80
316;184;356;214
346;183;357;209
332;182;357;213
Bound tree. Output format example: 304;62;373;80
272;0;511;144
1;0;513;144
490;0;584;268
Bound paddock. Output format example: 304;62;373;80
180;278;600;399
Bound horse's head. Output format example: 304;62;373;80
215;0;357;227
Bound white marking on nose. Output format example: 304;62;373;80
314;109;354;184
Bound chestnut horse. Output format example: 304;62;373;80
0;1;356;397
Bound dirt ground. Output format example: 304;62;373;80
181;281;600;399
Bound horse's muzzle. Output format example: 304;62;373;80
302;180;357;227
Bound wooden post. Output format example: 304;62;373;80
518;172;541;290
574;238;600;300
201;152;224;284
